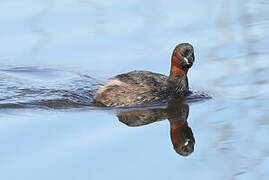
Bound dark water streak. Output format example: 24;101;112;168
0;66;98;109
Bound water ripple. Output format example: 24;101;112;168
0;66;210;110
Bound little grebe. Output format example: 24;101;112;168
94;43;195;107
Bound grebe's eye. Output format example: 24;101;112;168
182;49;190;57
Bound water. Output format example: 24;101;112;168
0;0;269;179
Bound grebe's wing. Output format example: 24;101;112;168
113;70;167;89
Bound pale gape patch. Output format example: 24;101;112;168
183;57;190;65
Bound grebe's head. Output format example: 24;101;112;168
173;124;195;156
170;43;195;76
175;43;195;68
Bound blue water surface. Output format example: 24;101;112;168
0;0;269;179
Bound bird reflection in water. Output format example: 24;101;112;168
116;100;194;156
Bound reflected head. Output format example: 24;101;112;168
172;124;195;156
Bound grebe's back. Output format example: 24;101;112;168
94;71;168;107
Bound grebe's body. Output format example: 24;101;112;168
94;71;188;107
94;43;195;107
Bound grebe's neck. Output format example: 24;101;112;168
167;50;189;94
170;120;187;150
167;73;189;95
170;50;189;77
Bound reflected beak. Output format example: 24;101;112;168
184;139;190;146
